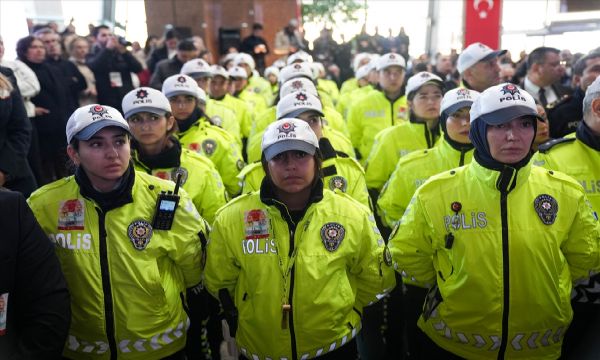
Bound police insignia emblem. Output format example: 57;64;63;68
58;199;85;230
245;209;270;239
173;167;189;185
189;143;200;152
533;194;558;225
501;84;520;96
177;76;187;83
136;89;148;99
291;80;303;90
89;105;108;117
295;92;308;101
293;64;302;69
383;246;393;266
328;176;348;192
236;159;245;170
389;54;396;59
201;139;217;156
127;220;153;250
210;115;223;127
278;122;296;135
320;222;345;252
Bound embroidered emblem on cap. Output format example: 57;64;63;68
136;89;148;99
295;92;308;101
389;54;396;59
245;209;270;239
128;220;153;250
293;64;301;69
58;199;85;230
89;105;108;117
201;139;217;156
501;84;520;96
177;76;187;83
420;72;431;79
329;176;348;192
278;122;296;135
533;194;558;225
456;88;469;96
321;222;345;252
384;246;393;266
291;80;303;90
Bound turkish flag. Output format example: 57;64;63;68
464;0;503;49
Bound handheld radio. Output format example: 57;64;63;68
152;173;182;230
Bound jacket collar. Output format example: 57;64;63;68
75;163;135;211
132;137;182;170
470;157;532;194
576;120;600;151
259;176;324;215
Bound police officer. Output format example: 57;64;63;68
27;104;208;359
389;83;600;359
180;58;242;145
162;73;244;196
204;118;395;360
346;53;409;162
378;87;479;228
533;75;600;357
456;42;506;93
246;78;353;163
239;91;370;209
233;53;273;105
364;71;444;193
122;86;228;224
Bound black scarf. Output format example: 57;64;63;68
177;107;205;133
134;137;181;169
75;163;135;212
576;120;600;151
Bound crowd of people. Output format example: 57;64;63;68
1;16;600;360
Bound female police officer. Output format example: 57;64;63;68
377;87;479;228
204;118;395;360
122;86;227;224
389;84;600;359
27;104;207;359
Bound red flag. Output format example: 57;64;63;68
464;0;503;49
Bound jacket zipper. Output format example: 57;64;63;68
390;100;395;127
288;226;298;360
459;148;466;166
497;191;509;359
96;208;118;359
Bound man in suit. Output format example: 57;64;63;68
522;47;572;111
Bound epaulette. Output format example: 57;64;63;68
537;137;576;153
546;94;571;110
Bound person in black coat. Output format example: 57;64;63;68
86;25;142;113
17;36;71;185
0;190;70;359
0;67;36;197
240;23;270;75
147;28;179;74
149;39;198;90
35;28;86;110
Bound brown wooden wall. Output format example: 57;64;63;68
144;0;299;66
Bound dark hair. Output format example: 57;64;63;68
526;47;560;70
177;39;196;52
16;36;39;61
165;29;179;40
144;35;158;55
572;51;600;76
253;23;264;31
92;25;110;38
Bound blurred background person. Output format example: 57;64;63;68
68;37;97;106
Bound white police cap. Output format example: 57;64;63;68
457;42;506;74
276;91;324;120
162;74;200;99
180;59;212;79
262;118;319;161
405;72;443;97
122;87;171;119
66;104;130;144
279;77;318;98
470;83;539;125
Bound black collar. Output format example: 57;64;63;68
75;163;135;212
259;176;324;224
576;120;600;151
133;137;182;169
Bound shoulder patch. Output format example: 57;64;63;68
538;137;576;154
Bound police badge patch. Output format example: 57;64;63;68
201;139;217;156
533;194;558;225
58;199;85;230
328;176;348;192
320;222;345;252
128;220;153;250
173;167;189;185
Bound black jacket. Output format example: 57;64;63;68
46;57;86;111
149;56;184;90
0;67;36;196
0;191;70;359
147;46;169;74
547;86;584;138
86;45;142;113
